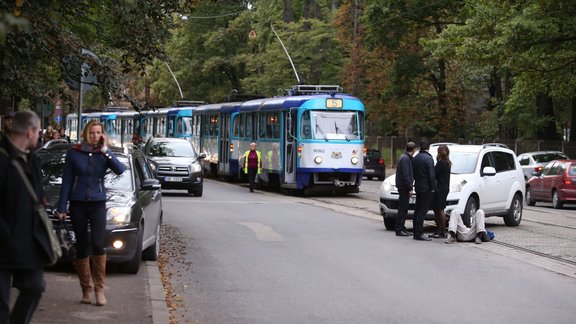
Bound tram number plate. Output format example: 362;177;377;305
409;196;416;204
165;177;183;182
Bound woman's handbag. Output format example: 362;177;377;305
55;219;75;261
1;148;63;266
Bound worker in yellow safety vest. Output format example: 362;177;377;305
242;142;262;192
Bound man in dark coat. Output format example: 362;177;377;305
394;142;416;236
0;110;48;324
411;139;437;241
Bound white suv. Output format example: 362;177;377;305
379;144;525;230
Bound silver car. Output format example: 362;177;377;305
517;151;569;181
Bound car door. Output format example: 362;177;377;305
478;152;501;211
134;155;162;248
531;161;553;199
491;151;518;207
542;161;562;201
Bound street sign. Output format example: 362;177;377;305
55;115;62;124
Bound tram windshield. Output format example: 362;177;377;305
302;111;359;141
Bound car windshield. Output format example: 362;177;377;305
146;141;196;157
40;155;133;191
533;153;568;163
447;151;479;174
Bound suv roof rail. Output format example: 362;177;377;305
482;143;509;149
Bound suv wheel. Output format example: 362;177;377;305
383;216;396;231
462;196;478;227
142;219;161;261
189;186;203;197
552;190;563;209
526;186;536;206
504;193;523;226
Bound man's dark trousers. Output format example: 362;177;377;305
0;268;45;324
395;189;410;233
413;191;434;238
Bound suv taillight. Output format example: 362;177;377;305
378;158;385;166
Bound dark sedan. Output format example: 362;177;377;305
37;144;163;274
526;159;576;209
143;137;206;196
363;149;385;181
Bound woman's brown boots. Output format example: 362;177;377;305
90;254;107;306
74;255;107;306
74;257;93;304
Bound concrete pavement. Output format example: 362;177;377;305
11;261;169;323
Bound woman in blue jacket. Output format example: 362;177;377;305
57;120;125;306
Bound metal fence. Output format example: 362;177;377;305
366;136;576;170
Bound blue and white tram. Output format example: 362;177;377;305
232;89;365;193
194;102;243;176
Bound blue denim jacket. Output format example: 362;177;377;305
58;144;125;212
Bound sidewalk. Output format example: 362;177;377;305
11;261;169;323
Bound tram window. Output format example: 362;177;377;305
232;116;239;137
259;114;266;138
301;111;311;139
245;115;252;138
271;112;280;139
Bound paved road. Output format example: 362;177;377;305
159;179;576;323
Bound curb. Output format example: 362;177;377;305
147;261;170;324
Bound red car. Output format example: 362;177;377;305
526;160;576;208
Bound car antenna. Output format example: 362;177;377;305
270;23;300;84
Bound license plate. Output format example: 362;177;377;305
165;177;183;182
365;169;375;173
409;196;416;204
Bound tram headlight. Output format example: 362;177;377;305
351;156;359;165
314;156;323;164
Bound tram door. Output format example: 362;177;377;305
219;114;230;174
283;110;297;184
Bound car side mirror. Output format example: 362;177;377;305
142;178;161;190
482;166;496;176
199;152;207;159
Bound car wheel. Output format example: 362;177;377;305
119;226;143;274
462;196;478;227
367;176;373;180
189;186;203;197
142;219;161;261
377;176;384;181
383;216;396;231
504;193;523;226
526;186;536;206
552;190;563;209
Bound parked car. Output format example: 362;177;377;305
517;151;569;181
363;149;385;180
143;137;206;196
379;143;525;230
38;144;163;274
525;160;576;208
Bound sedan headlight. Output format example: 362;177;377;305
149;163;157;172
450;179;467;193
381;180;397;192
107;207;131;226
190;163;202;173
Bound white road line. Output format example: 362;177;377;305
237;222;284;242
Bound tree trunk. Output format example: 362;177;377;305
536;93;560;140
283;0;292;23
569;97;576;142
303;0;311;30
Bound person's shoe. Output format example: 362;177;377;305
414;235;432;241
429;233;447;239
445;236;457;244
475;236;482;244
396;231;411;237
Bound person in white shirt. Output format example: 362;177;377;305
445;209;488;244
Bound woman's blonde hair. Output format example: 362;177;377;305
81;120;107;144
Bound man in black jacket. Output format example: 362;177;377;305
412;139;437;241
394;142;416;236
0;110;47;324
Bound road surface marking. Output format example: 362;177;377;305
237;222;284;242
